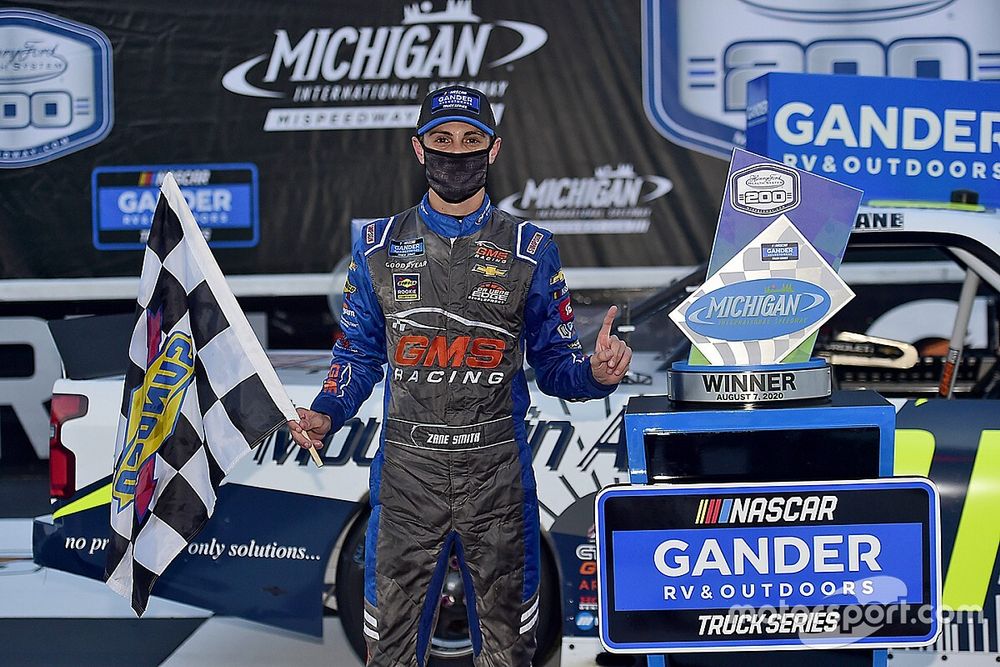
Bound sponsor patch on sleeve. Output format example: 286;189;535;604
322;362;352;397
557;297;574;322
365;223;376;245
549;270;565;285
526;231;544;255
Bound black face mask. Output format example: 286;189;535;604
422;143;491;204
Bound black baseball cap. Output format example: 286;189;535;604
416;85;496;137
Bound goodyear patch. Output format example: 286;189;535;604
394;273;420;301
112;331;195;518
386;258;427;270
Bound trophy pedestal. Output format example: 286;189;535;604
617;391;896;667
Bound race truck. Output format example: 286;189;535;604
33;202;1000;666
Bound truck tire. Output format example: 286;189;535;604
336;510;559;666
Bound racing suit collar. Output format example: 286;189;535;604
418;193;493;238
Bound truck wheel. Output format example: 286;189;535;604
336;511;560;666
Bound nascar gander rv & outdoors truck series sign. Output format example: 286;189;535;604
596;479;942;652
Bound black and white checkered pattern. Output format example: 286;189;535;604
105;173;298;615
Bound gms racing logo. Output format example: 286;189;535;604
222;0;547;132
388;306;513;385
643;0;1000;157
112;315;195;520
497;164;673;234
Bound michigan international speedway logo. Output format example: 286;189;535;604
643;0;1000;157
497;164;673;234
0;9;113;168
221;0;547;132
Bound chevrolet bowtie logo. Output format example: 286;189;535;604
472;264;507;278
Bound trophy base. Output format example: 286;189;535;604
668;359;831;404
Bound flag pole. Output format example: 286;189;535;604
303;431;324;467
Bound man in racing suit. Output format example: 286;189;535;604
291;86;632;667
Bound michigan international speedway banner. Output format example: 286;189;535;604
3;0;999;280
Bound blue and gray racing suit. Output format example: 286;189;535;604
311;194;615;667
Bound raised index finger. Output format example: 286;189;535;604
598;305;619;346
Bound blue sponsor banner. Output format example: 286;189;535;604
92;163;259;250
596;479;941;652
643;0;1000;159
747;73;1000;207
612;523;923;611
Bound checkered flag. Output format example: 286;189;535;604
105;173;299;615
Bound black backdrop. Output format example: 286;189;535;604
0;1;727;280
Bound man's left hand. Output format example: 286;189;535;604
591;305;632;386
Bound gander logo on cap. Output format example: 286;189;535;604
431;90;480;114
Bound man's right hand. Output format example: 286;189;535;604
288;407;332;449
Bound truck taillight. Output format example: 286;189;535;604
49;393;88;499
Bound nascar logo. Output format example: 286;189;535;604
695;495;838;524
